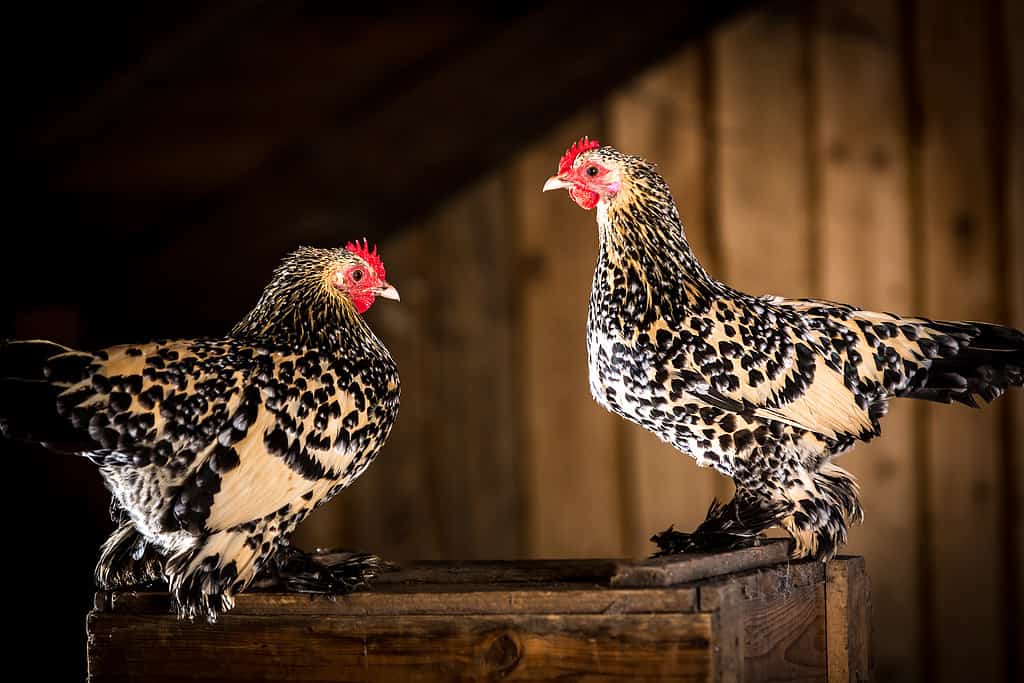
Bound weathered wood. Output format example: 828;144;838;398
811;2;920;679
88;613;716;682
695;561;828;682
915;1;1005;680
826;557;871;683
89;556;868;682
105;585;699;618
742;584;827;682
516;112;627;558
611;541;790;588
713;8;813;296
608;45;731;556
697;561;826;612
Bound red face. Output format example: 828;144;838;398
543;139;621;210
334;242;400;314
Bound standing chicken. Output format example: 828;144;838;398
0;242;401;620
544;137;1024;560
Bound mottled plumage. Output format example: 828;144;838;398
545;140;1024;560
0;245;400;619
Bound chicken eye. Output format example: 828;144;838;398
586;166;599;177
352;269;364;282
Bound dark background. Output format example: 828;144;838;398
3;1;1022;681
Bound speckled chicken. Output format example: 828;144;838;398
0;242;401;620
544;138;1024;560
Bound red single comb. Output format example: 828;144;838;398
345;238;386;279
558;136;601;175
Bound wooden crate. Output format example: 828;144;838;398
87;542;870;682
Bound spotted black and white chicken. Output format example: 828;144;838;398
0;242;401;620
544;137;1024;560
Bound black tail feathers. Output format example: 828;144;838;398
902;321;1024;407
0;339;92;451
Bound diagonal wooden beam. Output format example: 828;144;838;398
95;0;755;333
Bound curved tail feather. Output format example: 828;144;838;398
900;321;1024;407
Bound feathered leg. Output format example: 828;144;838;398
95;523;164;589
776;463;864;561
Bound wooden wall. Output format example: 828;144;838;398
292;2;1023;681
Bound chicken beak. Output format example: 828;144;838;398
543;175;571;192
376;284;401;302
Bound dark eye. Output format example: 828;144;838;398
586;166;599;177
352;269;364;282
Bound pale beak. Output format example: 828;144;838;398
543;175;571;192
376;283;401;302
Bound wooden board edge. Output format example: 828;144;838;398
610;541;791;588
826;556;872;682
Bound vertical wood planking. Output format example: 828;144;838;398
1006;0;1024;665
813;1;919;679
428;173;523;559
516;112;626;558
916;1;1004;680
330;226;444;560
608;49;731;558
713;10;814;297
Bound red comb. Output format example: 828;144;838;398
558;136;601;175
345;238;386;279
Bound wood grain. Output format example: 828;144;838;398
696;561;829;682
608;46;732;556
427;174;523;559
88;612;715;682
105;586;698;618
811;2;919;679
826;557;871;683
915;1;1005;680
742;584;827;682
516;113;627;558
610;540;789;588
713;9;813;296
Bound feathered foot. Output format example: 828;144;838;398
252;544;392;595
651;498;787;557
95;523;164;590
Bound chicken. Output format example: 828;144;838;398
0;242;401;620
543;137;1024;560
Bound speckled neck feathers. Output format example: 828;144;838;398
590;149;721;330
231;248;385;357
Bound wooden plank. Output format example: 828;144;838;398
106;586;698;618
611;540;789;588
516;112;627;558
1007;0;1024;668
742;584;827;682
826;557;871;683
915;2;1004;680
608;45;732;557
713;9;813;296
697;561;826;612
110;2;754;334
88;612;715;682
696;562;829;683
428;174;523;559
811;2;919;680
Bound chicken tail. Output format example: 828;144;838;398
0;339;93;450
900;321;1024;407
